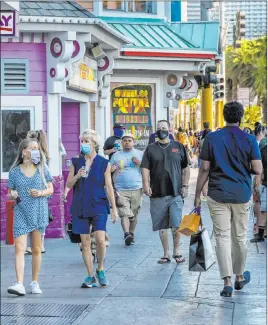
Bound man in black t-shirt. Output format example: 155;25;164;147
141;120;190;265
103;123;126;160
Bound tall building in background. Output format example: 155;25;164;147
186;1;219;22
187;1;201;21
224;1;267;45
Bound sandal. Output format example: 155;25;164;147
157;257;171;264
234;271;251;290
173;255;185;264
25;249;32;255
220;286;233;297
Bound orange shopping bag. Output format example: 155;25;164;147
178;209;201;236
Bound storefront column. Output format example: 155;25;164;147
46;93;64;238
80;102;90;132
95;104;106;156
201;85;213;129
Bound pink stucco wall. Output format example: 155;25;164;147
1;43;47;131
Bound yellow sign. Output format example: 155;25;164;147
69;56;97;93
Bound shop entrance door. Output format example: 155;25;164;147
61;102;80;224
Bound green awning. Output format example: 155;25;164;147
100;17;197;50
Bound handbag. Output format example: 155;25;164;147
67;222;81;243
178;208;201;236
189;226;215;272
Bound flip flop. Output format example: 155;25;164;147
234;271;251;290
25;250;32;255
173;255;185;264
220;286;233;297
157;257;171;264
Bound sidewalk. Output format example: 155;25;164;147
1;169;266;325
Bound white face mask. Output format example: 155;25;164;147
25;149;41;164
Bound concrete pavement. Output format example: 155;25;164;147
1;169;267;325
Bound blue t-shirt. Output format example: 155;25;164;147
110;149;143;191
200;126;261;203
149;133;174;144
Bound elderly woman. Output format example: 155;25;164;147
66;129;118;288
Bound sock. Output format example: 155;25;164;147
258;226;265;238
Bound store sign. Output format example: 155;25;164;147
69;56;97;93
111;84;154;151
0;10;16;36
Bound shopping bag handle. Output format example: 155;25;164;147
190;207;204;229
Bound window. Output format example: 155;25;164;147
1;108;34;173
103;0;155;14
1;59;29;94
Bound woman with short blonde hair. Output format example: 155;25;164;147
66;129;118;288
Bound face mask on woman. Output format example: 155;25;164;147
81;143;92;155
29;150;41;165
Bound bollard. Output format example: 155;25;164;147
6;200;15;245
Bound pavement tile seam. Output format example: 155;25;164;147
160;265;180;298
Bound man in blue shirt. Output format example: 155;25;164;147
110;133;143;245
194;101;262;298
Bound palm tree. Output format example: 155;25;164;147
225;35;267;122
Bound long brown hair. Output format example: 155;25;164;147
27;130;50;161
10;138;48;187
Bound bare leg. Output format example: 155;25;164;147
31;230;42;282
15;234;27;283
94;231;106;270
159;229;170;258
121;217;130;234
80;234;94;276
172;230;181;256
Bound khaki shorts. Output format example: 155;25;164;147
117;189;143;220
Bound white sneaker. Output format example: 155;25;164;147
30;281;42;294
7;282;26;296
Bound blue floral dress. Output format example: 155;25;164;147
8;165;53;238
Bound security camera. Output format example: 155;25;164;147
198;63;207;75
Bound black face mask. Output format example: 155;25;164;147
156;129;169;140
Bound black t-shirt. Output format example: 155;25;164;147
261;145;267;187
103;136;122;160
141;141;190;198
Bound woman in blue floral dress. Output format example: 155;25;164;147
7;138;54;296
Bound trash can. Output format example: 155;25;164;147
6;200;15;245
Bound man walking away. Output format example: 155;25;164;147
110;133;143;245
103;123;126;160
194;101;262;297
141;120;190;264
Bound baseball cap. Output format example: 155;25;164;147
114;123;125;129
122;133;134;139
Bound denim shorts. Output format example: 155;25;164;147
72;214;108;234
150;195;184;231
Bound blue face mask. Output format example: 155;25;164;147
81;143;92;155
114;128;124;138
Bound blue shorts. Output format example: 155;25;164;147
72;214;108;234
